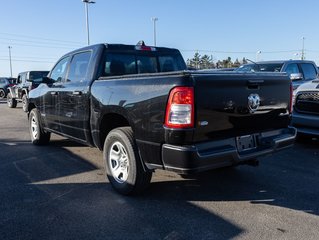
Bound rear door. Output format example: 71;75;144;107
57;51;92;141
192;72;291;142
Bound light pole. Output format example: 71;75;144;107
301;37;305;60
8;46;12;77
256;50;261;61
151;17;158;46
82;0;95;45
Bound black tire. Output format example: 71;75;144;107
22;94;29;112
7;92;17;108
0;89;5;99
29;108;51;145
103;127;152;195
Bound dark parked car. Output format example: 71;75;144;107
0;77;15;99
7;71;49;111
236;60;319;90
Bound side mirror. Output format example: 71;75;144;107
290;73;303;81
42;76;54;84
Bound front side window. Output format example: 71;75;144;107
285;63;300;76
300;63;317;80
50;57;70;83
66;52;92;83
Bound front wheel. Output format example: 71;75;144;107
22;94;29;112
103;127;152;195
7;92;17;108
29;108;51;145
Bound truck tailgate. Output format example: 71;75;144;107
192;72;291;142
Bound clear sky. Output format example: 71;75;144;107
1;0;319;76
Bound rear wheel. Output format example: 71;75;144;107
103;127;152;195
0;89;5;99
29;108;51;145
22;94;28;112
7;92;17;108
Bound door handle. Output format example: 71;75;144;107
50;91;58;96
72;91;82;95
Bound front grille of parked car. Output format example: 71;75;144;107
295;92;319;114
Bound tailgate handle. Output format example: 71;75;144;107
247;80;264;89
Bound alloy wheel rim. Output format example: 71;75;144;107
108;141;129;183
0;90;4;98
31;115;38;140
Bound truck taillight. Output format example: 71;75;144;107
165;87;194;128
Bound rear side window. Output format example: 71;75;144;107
300;63;317;80
67;51;92;83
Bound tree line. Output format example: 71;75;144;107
186;52;248;69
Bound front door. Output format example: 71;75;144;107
42;56;70;132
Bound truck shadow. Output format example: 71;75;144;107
0;138;318;239
147;139;319;216
0;139;242;240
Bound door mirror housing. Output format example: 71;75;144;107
290;73;303;81
42;76;54;84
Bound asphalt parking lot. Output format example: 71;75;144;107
0;100;318;240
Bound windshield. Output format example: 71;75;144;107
236;63;283;72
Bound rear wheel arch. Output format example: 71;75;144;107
99;113;130;150
27;102;36;114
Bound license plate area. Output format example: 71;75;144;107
236;135;256;153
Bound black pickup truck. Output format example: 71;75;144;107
28;42;296;195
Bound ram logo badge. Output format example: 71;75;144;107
248;94;260;113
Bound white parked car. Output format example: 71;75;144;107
292;79;319;137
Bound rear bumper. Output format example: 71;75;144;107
161;127;296;174
292;111;319;136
